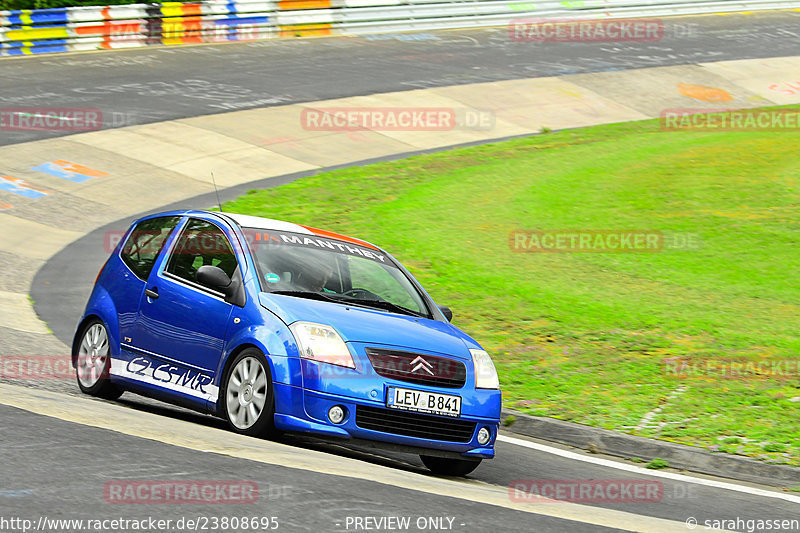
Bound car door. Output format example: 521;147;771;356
114;215;181;355
128;217;240;405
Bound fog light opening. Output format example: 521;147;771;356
328;405;346;424
477;427;491;445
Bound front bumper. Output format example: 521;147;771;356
272;355;501;459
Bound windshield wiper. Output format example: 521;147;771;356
336;298;426;318
270;291;426;318
269;290;341;303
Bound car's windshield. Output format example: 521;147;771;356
244;228;430;318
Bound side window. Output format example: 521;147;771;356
164;218;238;287
120;216;180;280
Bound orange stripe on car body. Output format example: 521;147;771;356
299;225;379;250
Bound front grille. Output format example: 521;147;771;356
356;405;476;443
365;348;467;388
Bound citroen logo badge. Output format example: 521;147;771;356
410;356;434;375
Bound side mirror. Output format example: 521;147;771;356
438;305;453;322
196;265;231;292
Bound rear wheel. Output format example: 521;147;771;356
75;320;122;400
420;455;482;477
222;349;277;437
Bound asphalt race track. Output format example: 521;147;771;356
2;10;800;533
1;11;799;146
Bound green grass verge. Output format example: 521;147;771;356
223;107;800;466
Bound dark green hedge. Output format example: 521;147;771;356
1;0;151;9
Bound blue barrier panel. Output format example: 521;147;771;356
5;44;70;55
213;15;271;40
5;8;69;26
3;38;70;48
215;15;270;25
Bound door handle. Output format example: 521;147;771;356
145;288;159;300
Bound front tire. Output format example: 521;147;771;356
74;320;122;400
221;349;277;437
420;455;482;477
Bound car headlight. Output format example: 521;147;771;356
471;349;499;389
289;322;355;369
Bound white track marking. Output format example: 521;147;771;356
0;384;729;533
633;384;689;431
497;434;800;505
8;112;78;122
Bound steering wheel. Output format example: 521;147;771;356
342;288;382;300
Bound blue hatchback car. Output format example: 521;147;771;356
73;210;501;475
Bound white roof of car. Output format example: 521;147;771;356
221;211;380;251
223;212;314;234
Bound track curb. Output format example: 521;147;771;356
501;408;800;488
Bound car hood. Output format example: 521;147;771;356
259;293;473;359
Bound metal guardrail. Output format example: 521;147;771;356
1;0;798;56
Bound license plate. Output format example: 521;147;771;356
386;387;461;417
